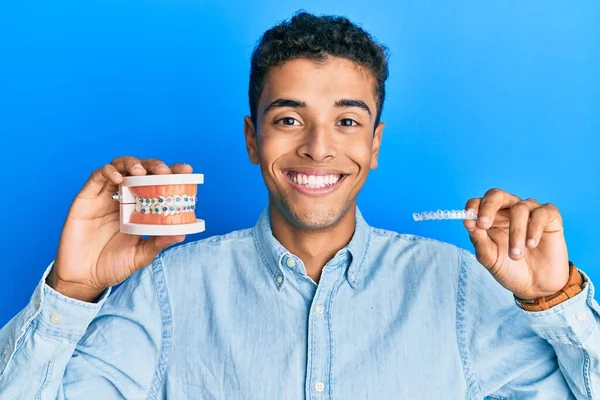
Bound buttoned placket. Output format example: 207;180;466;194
304;258;347;400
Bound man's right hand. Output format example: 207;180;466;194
47;156;192;302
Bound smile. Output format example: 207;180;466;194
283;169;347;195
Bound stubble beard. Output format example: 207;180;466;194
270;190;356;232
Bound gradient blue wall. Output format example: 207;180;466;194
1;0;598;327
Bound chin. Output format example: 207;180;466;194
274;195;354;231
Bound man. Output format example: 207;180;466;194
1;11;598;399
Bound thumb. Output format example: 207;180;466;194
466;226;497;269
133;235;185;269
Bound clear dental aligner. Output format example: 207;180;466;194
412;209;478;222
135;194;197;216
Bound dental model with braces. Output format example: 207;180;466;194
135;195;197;216
412;209;478;222
112;173;205;236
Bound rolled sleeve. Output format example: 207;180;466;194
0;259;163;398
7;261;110;350
520;270;600;344
37;274;111;343
0;261;109;380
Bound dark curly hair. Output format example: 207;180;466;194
249;11;389;128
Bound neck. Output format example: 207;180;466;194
269;202;356;283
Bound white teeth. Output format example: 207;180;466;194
288;172;342;188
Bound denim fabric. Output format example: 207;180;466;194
1;207;599;399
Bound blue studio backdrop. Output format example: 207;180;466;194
1;0;599;325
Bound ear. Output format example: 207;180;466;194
369;121;384;170
244;116;260;165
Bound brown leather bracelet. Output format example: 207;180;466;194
515;261;584;312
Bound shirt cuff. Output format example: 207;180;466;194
520;270;600;344
32;261;112;342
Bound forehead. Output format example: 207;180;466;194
260;57;377;109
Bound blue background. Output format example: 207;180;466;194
1;0;598;327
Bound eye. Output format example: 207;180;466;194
275;117;301;126
337;118;359;127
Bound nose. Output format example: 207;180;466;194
296;125;336;162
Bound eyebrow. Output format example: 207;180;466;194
334;98;372;118
264;98;307;114
263;97;372;118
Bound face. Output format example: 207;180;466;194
244;57;384;230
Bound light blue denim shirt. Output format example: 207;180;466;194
1;207;599;399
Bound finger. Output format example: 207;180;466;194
508;199;538;259
94;164;126;195
170;162;193;174
526;205;551;249
477;189;521;230
463;198;481;231
466;224;498;270
140;158;171;175
133;235;186;270
111;156;147;176
78;165;121;199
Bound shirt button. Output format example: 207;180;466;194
2;348;8;358
33;299;40;309
276;275;284;285
315;381;325;393
315;303;324;315
286;257;296;268
50;313;61;325
576;311;587;322
348;272;355;280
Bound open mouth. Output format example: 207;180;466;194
283;169;347;193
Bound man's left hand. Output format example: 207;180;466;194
464;188;570;301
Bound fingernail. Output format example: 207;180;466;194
112;171;122;178
510;247;522;256
133;163;143;170
159;163;168;168
527;239;537;247
478;217;490;227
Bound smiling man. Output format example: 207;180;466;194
246;54;384;283
1;12;599;399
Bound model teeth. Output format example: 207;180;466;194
287;172;342;189
135;195;196;216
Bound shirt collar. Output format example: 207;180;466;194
252;206;371;291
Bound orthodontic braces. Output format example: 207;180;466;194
135;194;196;216
412;209;478;221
